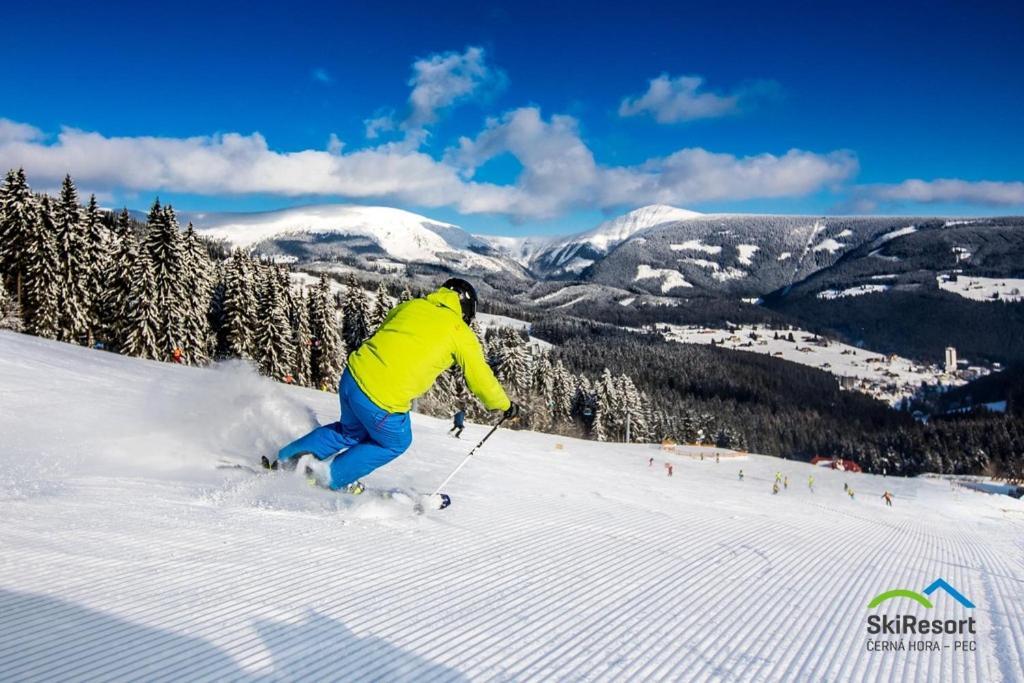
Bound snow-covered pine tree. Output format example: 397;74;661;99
181;223;213;364
96;210;138;351
145;203;188;361
82;194;107;346
398;284;414;302
309;275;344;391
255;267;294;381
697;412;716;445
222;250;258;359
570;375;597;438
492;328;532;396
550;359;575;424
122;247;162;360
591;403;607;442
370;280;394;332
0;169;37;315
595;368;623;440
0;170;17;294
289;290;312;386
532;352;554;407
24;196;59;339
617;374;649;442
341;274;370;351
527;352;555;431
0;276;23;331
53;175;91;345
676;410;698;444
637;390;656;442
207;260;228;357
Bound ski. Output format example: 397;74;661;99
215;456;451;512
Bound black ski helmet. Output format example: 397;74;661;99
442;277;478;324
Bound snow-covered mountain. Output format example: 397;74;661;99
474;234;555;269
528;204;703;277
2;331;1022;680
183;203;1023;311
190;204;528;276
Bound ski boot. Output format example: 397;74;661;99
261;455;300;472
299;455;331;488
343;481;366;496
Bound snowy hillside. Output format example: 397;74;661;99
192;204;523;276
937;274;1024;303
477;234;554;268
531;204;702;276
2;331;1022;681
657;324;978;405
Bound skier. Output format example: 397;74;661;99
665;462;674;477
271;279;519;492
738;469;744;481
171;347;183;364
648;457;654;467
784;475;789;490
772;482;780;495
808;475;815;492
882;491;893;507
847;487;855;500
449;408;466;439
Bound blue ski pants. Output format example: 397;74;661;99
277;369;412;489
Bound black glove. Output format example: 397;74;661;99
503;402;521;420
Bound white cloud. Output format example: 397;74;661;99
363;113;395;140
619;74;778;123
450;107;856;217
311;68;332;84
0;118;44;143
0;125;478;206
600;147;857;206
0;113;856;220
326;133;344;155
404;46;505;129
864;178;1024;206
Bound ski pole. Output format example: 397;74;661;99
430;414;508;496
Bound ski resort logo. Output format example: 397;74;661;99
868;578;975;610
865;578;977;653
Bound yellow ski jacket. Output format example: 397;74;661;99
347;287;511;414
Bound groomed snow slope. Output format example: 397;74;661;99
1;332;1023;682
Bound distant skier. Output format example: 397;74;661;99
847;487;855;500
843;482;849;493
808;475;815;492
715;453;720;464
271;279;519;492
449;408;466;439
772;482;780;495
171;347;183;364
775;472;782;485
882;491;893;507
648;457;654;467
665;462;674;477
783;475;789;490
738;469;744;481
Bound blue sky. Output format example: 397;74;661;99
0;0;1022;235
